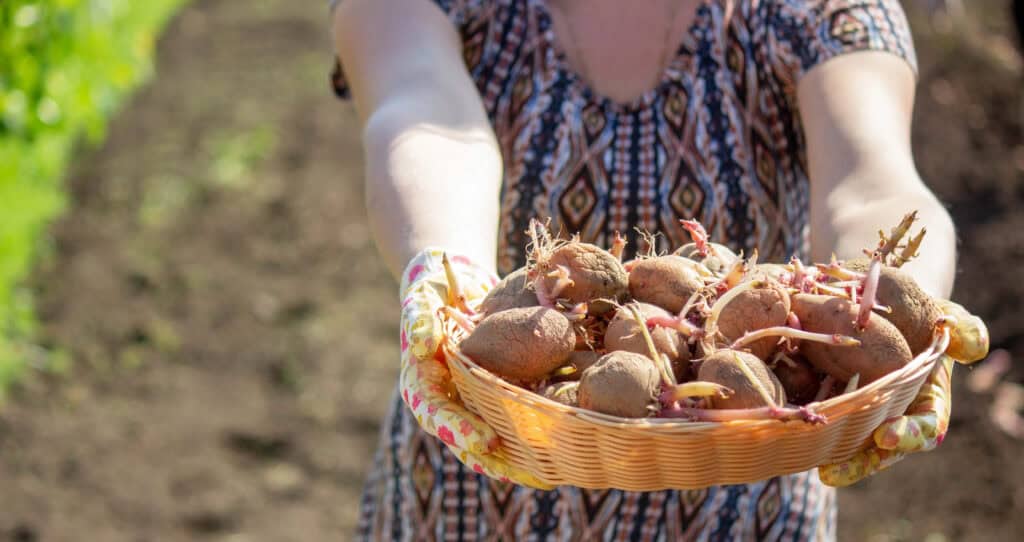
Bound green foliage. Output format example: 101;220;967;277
0;0;187;394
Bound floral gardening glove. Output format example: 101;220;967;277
818;300;988;487
399;248;553;489
818;354;953;487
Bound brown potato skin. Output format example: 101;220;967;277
716;279;791;360
698;350;786;409
544;243;628;314
569;350;602;373
541;382;579;407
605;303;689;368
846;260;942;355
628;256;703;314
578;351;661;417
772;355;820;405
552;350;603;382
460;307;575;382
479;268;537;315
669;357;692;384
791;294;913;383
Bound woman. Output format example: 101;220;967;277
332;1;958;539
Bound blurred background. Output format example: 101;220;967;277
0;0;1022;540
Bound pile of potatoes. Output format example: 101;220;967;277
452;215;988;422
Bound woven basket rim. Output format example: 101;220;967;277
445;323;950;431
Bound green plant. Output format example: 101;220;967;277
0;0;187;394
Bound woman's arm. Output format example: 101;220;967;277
798;51;957;298
333;0;502;279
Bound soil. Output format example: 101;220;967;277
0;1;1021;541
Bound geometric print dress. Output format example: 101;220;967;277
331;1;917;539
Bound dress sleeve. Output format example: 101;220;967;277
768;0;918;88
329;0;490;100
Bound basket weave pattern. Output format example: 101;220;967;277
445;327;949;491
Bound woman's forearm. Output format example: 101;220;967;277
362;94;503;280
332;0;503;281
798;53;957;300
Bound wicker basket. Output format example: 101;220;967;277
445;325;950;491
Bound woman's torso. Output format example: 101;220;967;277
456;0;816;273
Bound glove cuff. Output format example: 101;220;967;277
399;247;497;298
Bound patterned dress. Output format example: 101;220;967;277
332;0;916;539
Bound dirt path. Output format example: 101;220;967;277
1;1;393;540
0;1;1022;541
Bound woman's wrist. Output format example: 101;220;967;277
818;189;956;299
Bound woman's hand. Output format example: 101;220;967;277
399;248;552;489
818;354;953;486
818;300;989;487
